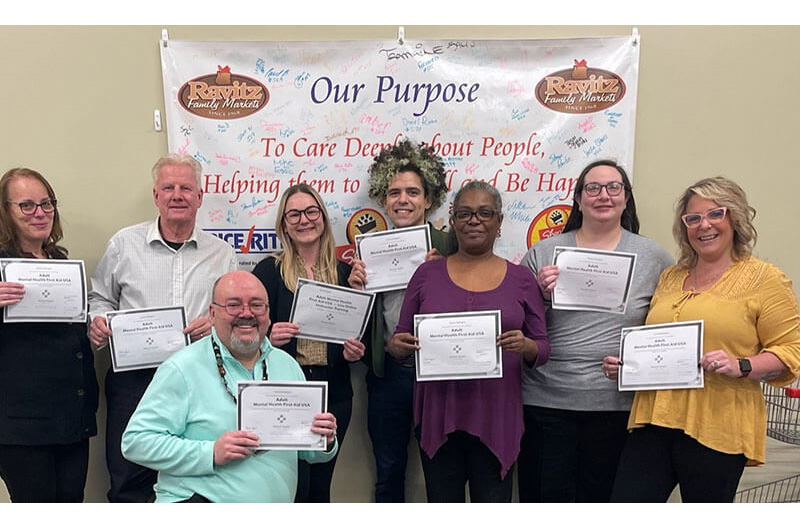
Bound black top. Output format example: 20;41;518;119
252;256;354;403
0;249;98;445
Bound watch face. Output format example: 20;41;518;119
739;358;752;373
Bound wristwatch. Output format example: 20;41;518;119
738;358;753;378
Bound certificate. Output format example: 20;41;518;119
289;279;375;344
0;258;87;323
107;306;189;372
237;381;328;451
355;224;431;292
414;310;502;382
618;320;704;391
551;247;637;314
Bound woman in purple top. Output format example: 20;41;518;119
389;181;550;502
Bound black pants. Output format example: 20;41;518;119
294;365;353;503
366;356;415;502
518;405;630;502
105;368;157;503
419;431;513;503
611;424;747;502
0;440;89;502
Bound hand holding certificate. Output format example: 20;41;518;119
618;320;704;391
414;310;503;381
289;279;375;344
0;258;87;323
551;247;636;314
355;224;431;292
237;381;328;450
107;306;189;372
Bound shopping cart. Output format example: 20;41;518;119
735;382;800;502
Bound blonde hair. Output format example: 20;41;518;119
673;176;757;268
151;154;202;188
274;184;338;291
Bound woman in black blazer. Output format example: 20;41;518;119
0;168;98;502
252;183;365;503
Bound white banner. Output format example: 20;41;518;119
160;35;639;268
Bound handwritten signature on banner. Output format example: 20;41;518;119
605;110;623;128
378;43;444;61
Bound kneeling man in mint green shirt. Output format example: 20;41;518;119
122;270;338;503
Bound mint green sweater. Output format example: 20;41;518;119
122;329;336;502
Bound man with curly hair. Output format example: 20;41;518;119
349;138;455;502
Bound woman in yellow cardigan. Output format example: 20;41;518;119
604;176;800;502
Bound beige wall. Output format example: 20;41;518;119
1;25;798;503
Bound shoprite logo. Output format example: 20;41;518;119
527;205;572;248
535;59;626;114
178;66;269;119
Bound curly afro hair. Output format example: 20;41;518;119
367;138;449;211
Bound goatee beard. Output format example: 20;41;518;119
230;334;261;356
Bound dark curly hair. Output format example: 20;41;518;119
367;138;448;210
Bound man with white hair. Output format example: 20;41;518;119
88;154;237;502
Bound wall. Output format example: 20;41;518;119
1;25;798;503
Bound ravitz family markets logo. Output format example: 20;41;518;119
535;59;626;114
178;66;269;119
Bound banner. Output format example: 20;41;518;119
160;35;639;268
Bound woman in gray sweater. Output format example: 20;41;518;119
517;160;672;502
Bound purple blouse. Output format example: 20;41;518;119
395;257;550;478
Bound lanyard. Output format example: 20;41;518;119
211;336;268;404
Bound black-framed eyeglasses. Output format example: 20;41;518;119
283;206;322;224
681;207;728;228
453;208;500;222
581;182;625;197
6;198;57;215
212;301;268;316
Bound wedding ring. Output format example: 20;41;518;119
713;360;720;369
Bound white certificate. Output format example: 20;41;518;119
107;306;189;372
289;278;375;344
414;310;503;382
618;320;704;391
237;381;328;451
551;247;637;314
355;224;432;292
0;258;88;323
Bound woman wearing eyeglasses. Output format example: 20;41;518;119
605;176;800;502
517;160;672;502
252;183;364;503
0;168;98;502
389;181;550;502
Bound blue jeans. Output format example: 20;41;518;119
366;355;415;502
518;405;630;502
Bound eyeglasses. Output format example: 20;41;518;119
581;182;625;197
6;198;57;215
212;301;268;316
453;208;500;222
283;206;322;225
681;207;728;228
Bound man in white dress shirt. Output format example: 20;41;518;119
88;153;237;502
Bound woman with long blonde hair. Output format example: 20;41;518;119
253;183;364;502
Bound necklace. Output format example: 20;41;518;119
211;336;268;403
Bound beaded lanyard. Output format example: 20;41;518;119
211;336;268;404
